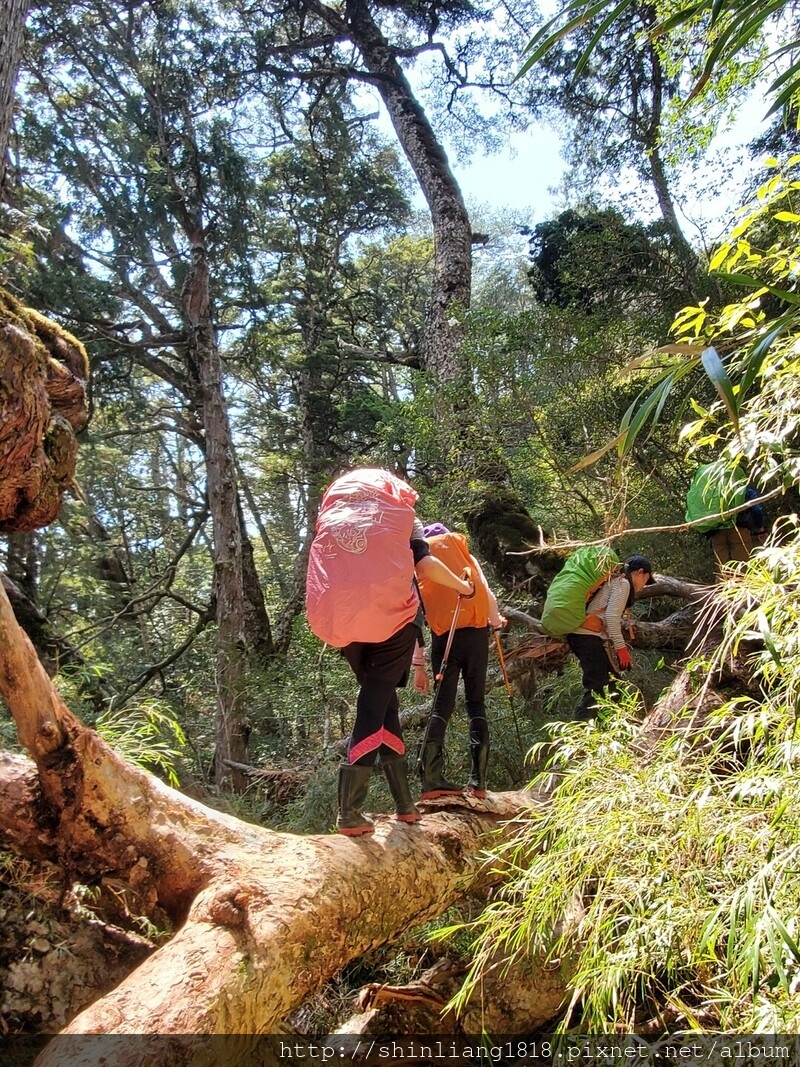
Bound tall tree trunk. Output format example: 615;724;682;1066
0;0;28;196
327;0;556;589
327;0;472;378
643;37;700;279
237;495;274;660
182;242;251;792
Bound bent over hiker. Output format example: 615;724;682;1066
685;463;767;572
415;524;506;800
306;469;474;836
566;555;654;722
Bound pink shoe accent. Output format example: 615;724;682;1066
396;812;422;823
420;786;463;800
338;823;376;837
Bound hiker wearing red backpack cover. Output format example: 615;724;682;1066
566;555;655;722
306;469;474;836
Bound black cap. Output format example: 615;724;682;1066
625;555;655;584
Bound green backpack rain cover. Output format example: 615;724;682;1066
685;464;747;533
541;545;621;637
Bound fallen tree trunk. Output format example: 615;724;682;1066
0;577;542;1061
39;794;537;1045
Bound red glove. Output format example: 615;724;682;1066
617;647;632;671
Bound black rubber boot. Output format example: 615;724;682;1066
466;742;489;799
336;763;375;836
382;756;422;823
573;689;599;721
418;742;461;800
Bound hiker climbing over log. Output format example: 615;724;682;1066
413;523;506;800
540;547;655;722
305;469;474;836
685;462;767;572
565;554;655;721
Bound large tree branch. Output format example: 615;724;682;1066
338;337;421;368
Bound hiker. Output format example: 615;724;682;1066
685;463;767;570
306;468;475;836
566;554;655;722
708;485;766;567
414;523;506;800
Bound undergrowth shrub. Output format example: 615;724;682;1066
442;523;800;1032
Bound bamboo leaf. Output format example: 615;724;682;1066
701;346;739;432
574;0;633;79
569;432;626;472
767;906;800;964
739;316;793;397
654;343;704;356
617;376;674;456
517;0;627;78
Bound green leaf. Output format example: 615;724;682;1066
739;315;793;397
570;432;626;472
574;0;633;79
617;372;676;456
517;0;628;79
701;346;739;433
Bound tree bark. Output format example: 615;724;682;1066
0;291;89;533
0;0;28;195
329;948;570;1041
180;197;255;791
333;0;472;379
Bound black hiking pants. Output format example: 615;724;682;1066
343;621;417;767
427;625;490;747
567;633;618;721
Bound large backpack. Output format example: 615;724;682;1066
540;545;621;637
306;468;419;648
416;531;490;636
685;464;747;533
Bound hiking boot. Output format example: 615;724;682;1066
573;689;598;721
381;755;422;823
418;742;461;800
336;763;375;836
466;742;489;799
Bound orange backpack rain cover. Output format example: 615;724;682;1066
417;531;490;636
306;468;419;648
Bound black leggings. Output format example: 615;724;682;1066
343;622;417;767
427;626;490;747
566;633;618;718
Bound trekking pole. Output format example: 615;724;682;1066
494;628;526;764
494;629;512;699
416;587;464;771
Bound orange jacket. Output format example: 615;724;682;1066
417;532;491;636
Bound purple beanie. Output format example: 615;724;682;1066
423;522;450;537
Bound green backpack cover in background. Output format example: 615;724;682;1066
685;464;747;533
541;545;621;637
